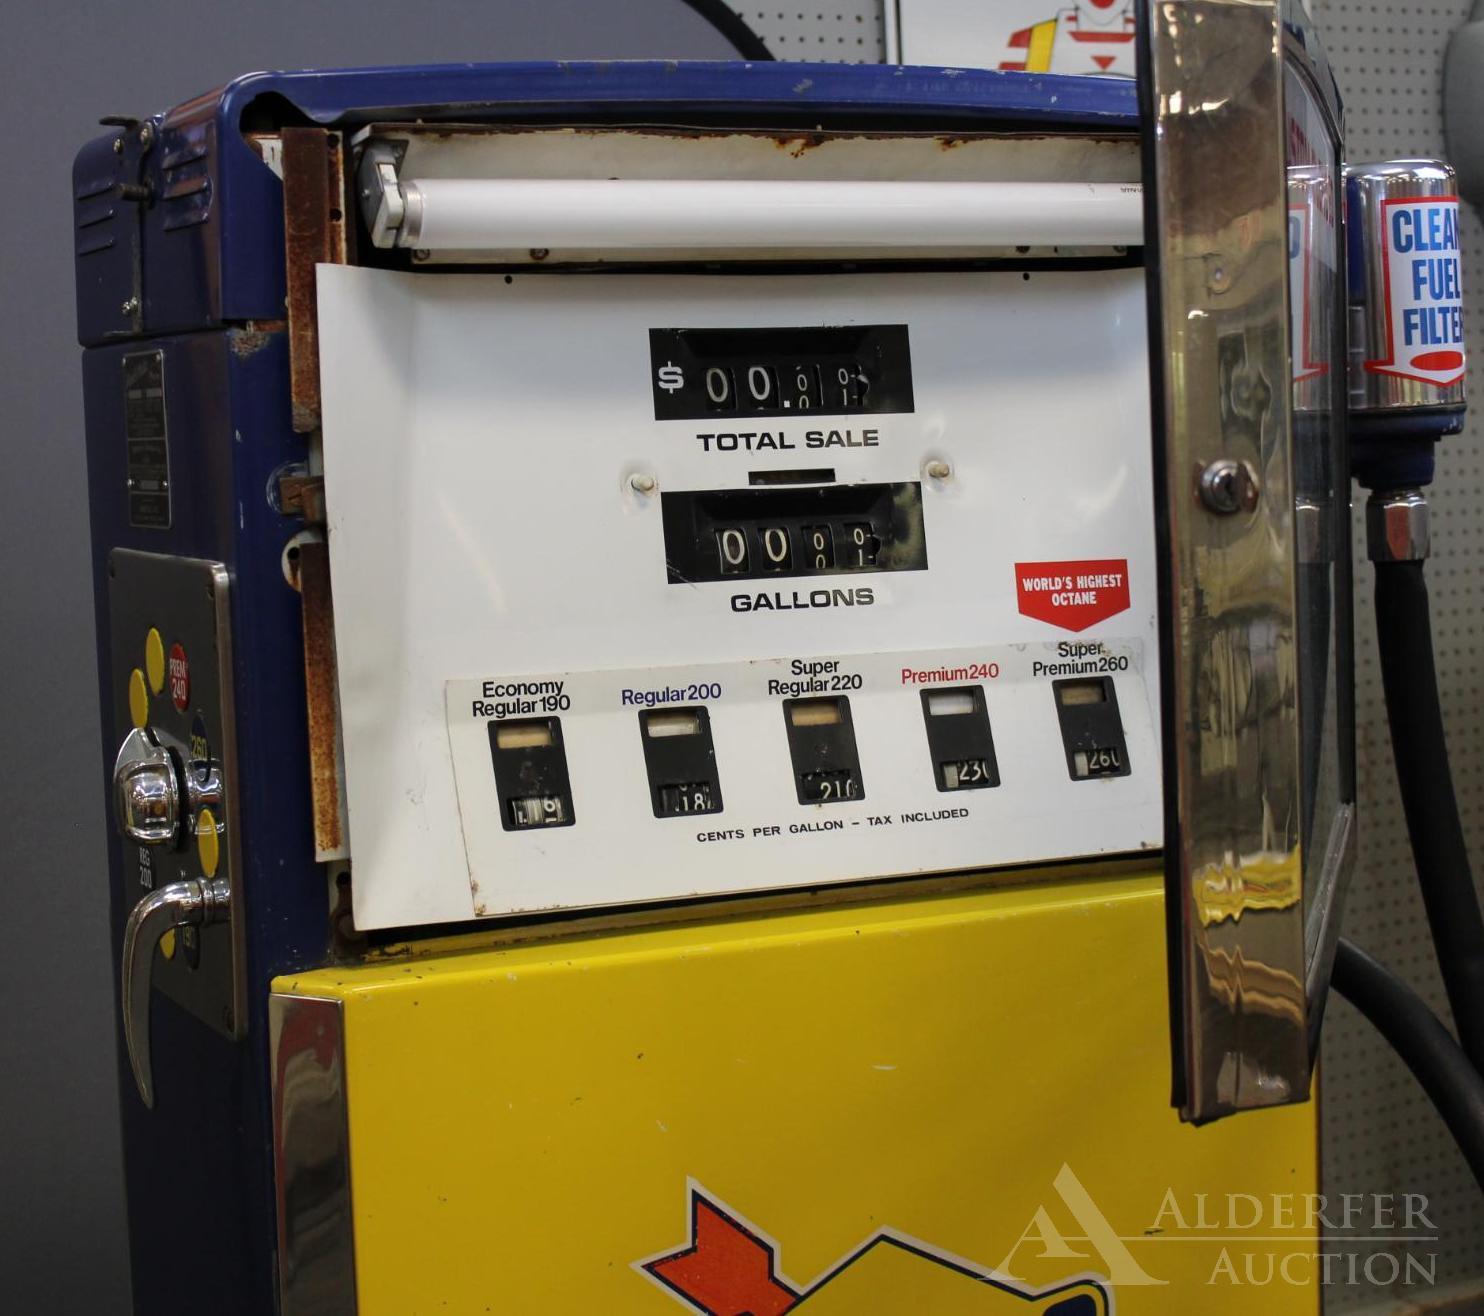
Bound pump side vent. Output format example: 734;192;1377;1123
74;171;118;258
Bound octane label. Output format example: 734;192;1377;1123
1014;560;1131;633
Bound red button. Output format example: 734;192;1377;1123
168;642;190;711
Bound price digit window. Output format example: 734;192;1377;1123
1052;678;1132;781
488;718;577;831
920;686;1000;793
650;325;913;421
783;696;865;806
639;707;724;819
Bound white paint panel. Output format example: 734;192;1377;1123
317;264;1160;929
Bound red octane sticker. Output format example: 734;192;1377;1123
168;642;190;711
1016;559;1130;632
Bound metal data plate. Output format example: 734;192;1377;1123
108;550;244;1038
317;265;1163;930
1139;0;1354;1121
122;351;172;529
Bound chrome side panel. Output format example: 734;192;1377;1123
271;994;357;1315
1140;0;1311;1121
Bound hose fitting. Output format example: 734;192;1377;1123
1367;488;1431;562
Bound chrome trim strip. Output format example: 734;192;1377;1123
271;993;357;1316
210;558;248;1044
1140;0;1311;1121
1283;0;1344;137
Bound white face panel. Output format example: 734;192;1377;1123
317;265;1160;929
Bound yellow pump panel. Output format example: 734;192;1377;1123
276;869;1318;1314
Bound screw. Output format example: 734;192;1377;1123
925;460;952;480
629;472;658;495
412;249;431;263
121;296;140;316
530;248;550;261
113;137;124;155
138;122;155;149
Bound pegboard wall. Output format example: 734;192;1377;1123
1310;0;1484;1309
738;2;886;59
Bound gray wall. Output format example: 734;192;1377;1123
0;5;730;1311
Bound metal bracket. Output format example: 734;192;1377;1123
356;140;408;249
281;128;348;433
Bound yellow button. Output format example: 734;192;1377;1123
145;628;166;694
160;928;177;960
128;668;149;729
197;808;220;878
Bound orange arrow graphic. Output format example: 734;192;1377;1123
645;1193;800;1316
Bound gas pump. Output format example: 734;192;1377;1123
74;2;1474;1312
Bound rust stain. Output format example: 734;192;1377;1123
298;539;345;855
281;127;347;433
279;473;325;524
766;132;831;158
227;323;284;358
361;122;1136;152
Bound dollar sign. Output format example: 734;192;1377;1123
657;362;684;393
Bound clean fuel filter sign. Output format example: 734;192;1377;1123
1368;195;1466;386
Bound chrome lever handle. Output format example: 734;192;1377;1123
122;876;231;1108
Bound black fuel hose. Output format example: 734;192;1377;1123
1375;559;1484;1071
1333;938;1484;1193
677;0;776;59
